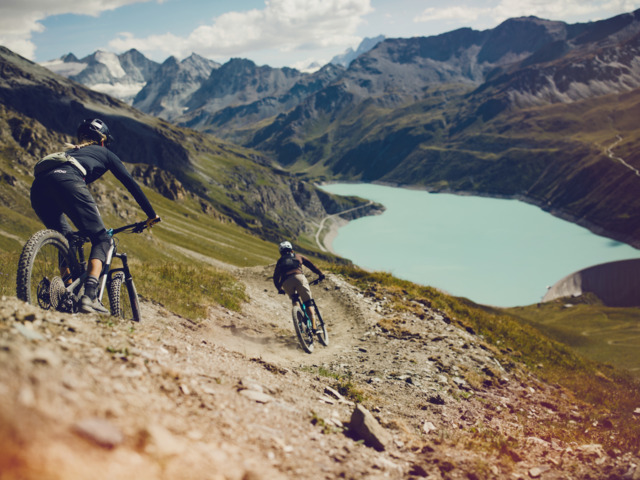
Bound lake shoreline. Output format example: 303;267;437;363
320;216;347;255
317;182;640;307
318;180;640;251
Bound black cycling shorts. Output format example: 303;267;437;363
31;166;111;263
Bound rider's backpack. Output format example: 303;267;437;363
280;253;301;271
34;152;87;177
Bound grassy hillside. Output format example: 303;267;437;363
328;264;640;452
507;299;640;377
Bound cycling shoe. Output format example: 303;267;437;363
79;295;109;315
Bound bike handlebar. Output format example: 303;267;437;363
71;218;161;243
109;217;161;236
309;275;325;286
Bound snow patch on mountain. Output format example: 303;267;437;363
94;50;126;78
331;35;385;67
91;82;148;101
41;58;86;76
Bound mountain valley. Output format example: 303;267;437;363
1;8;640;479
40;11;640;248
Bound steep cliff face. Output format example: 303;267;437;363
184;59;303;118
180;63;345;143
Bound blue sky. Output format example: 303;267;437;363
2;0;640;69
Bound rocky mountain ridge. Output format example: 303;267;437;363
39;36;380;124
45;13;640;139
251;10;640;153
39;12;640;147
132;53;220;120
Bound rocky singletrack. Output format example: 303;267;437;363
1;264;638;479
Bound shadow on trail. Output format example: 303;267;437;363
203;265;376;366
224;323;305;352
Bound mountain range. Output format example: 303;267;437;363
38;11;640;250
0;45;379;257
40;36;385;113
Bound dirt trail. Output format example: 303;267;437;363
1;264;638;479
606;135;640;178
211;265;377;366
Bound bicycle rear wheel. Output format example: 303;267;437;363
108;272;141;322
292;304;314;353
16;230;72;309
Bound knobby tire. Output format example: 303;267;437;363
16;230;71;308
108;272;141;322
292;304;314;353
315;305;329;347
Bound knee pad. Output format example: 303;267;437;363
89;230;112;264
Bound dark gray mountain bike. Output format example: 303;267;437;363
16;220;159;322
291;277;329;354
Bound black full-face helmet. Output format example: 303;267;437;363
77;118;114;145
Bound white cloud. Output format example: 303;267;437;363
0;0;153;59
107;0;373;61
492;0;604;21
414;0;640;29
415;6;488;24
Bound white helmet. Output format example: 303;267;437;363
279;241;293;254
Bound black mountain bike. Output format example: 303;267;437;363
291;277;329;354
16;220;158;322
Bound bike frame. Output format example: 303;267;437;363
63;224;140;308
291;277;323;317
289;276;327;353
292;294;313;326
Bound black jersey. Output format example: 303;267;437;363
67;145;156;218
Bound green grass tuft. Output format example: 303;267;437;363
133;260;248;319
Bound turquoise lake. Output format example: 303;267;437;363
320;183;640;307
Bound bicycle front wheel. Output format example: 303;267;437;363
16;230;72;309
292;304;314;353
315;306;329;347
108;272;141;322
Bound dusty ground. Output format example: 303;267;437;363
1;264;639;479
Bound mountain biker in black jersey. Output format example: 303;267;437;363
273;241;324;331
30;118;160;315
